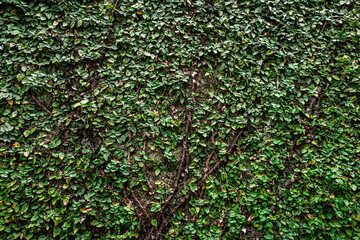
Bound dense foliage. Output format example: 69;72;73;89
1;0;360;239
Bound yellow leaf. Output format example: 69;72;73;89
137;10;143;15
155;180;162;185
352;214;360;221
13;142;20;148
80;208;92;213
63;199;69;206
17;74;24;81
8;100;13;106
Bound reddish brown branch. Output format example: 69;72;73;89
204;149;216;173
227;130;243;153
174;112;191;189
198;130;244;187
142;140;154;192
183;113;192;189
31;95;54;117
131;190;151;221
156;196;189;238
160;111;191;214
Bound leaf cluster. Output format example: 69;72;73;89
0;0;360;239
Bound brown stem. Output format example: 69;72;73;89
31;94;54;117
198;130;244;187
204;149;216;173
160;111;191;214
131;190;151;221
174;112;191;189
142;140;154;192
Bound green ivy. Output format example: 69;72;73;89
0;0;359;239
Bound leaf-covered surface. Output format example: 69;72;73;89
0;0;360;239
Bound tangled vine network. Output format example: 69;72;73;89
0;0;360;239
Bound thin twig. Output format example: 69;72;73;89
198;130;244;187
321;21;327;32
131;190;151;221
31;95;54;117
160;111;191;214
204;149;216;173
174;112;191;189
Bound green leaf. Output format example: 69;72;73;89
151;219;157;227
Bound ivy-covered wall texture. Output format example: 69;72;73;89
1;0;360;239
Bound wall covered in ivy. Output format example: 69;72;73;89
0;0;360;239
